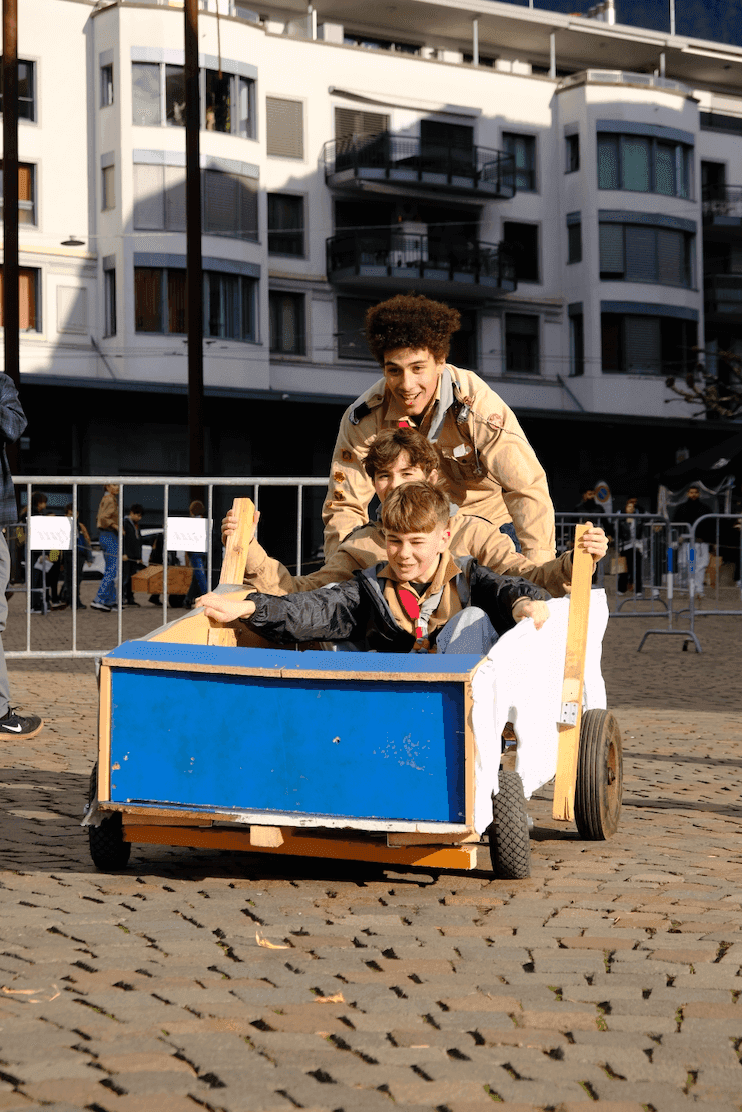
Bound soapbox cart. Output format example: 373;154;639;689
84;504;623;879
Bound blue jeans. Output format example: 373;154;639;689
95;529;118;606
184;553;207;604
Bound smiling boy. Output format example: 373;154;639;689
201;483;549;655
323;293;555;564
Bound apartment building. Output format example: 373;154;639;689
7;0;742;524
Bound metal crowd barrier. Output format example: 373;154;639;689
6;475;326;660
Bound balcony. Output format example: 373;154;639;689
704;271;742;320
702;186;742;236
326;231;516;300
323;133;515;200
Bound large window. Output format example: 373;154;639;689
567;220;582;264
104;268;116;337
570;313;584;377
335;107;389;142
268;194;304;256
0;60;35;121
601;313;696;376
503;222;539;282
100;63;114;108
132;62;254;137
135;266;255;340
599;222;693;287
0;266;40;331
337;296;375;359
0;161;35;224
269;292;305;354
503;132;536;191
102;165;115;211
505;314;539;373
566;133;580;173
597;132;693;198
266;97;303;158
132;164;257;240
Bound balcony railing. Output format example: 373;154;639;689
323;133;516;199
704;271;742;318
702;185;742;224
326;231;516;298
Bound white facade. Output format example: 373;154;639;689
7;0;742;423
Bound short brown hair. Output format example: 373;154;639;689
189;500;205;516
382;481;450;535
364;427;440;482
366;294;461;365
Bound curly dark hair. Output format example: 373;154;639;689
365;294;461;365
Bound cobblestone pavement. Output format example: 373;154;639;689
1;591;741;1112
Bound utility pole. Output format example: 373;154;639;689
185;0;204;489
3;0;20;476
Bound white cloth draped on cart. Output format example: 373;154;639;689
469;591;609;834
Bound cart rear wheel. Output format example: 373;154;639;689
87;762;131;871
489;770;531;879
574;710;623;841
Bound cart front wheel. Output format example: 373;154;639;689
489;770;531;879
574;710;623;841
87;763;131;871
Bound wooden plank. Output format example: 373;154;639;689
149;612;211;645
250;825;285;847
122;813;213;827
122;823;478;869
552;523;592;822
104;656;472;684
97;666;112;802
131;565;193;594
207;498;254;648
387;830;479;846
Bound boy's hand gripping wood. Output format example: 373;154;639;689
552;523;592;821
207;498;255;648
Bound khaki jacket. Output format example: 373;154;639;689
322;364;555;563
244;511;575;599
96;491;118;532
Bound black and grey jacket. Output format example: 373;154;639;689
243;558;548;653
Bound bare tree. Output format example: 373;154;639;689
666;349;742;419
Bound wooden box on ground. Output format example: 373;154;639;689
130;565;192;594
96;643;483;870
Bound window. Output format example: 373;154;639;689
132;62;254;136
701;160;726;199
567;221;582;264
505;314;539;373
598;222;693;287
100;63;114;107
601;313;696;375
104;268;116;337
204;170;258;240
266;97;303;158
0;266;40;330
503;132;536;191
570;314;584;377
0;161;36;224
204;271;256;341
0;60;35;121
337;296;375;359
503;222;539;283
566;133;579;173
133;164;186;231
334;107;389;141
269;292;305;354
268;194;304;256
343;32;420;53
597;132;693;198
420;120;475;174
102;165;115;211
134;267;185;333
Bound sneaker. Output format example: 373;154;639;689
76;603;87;610
124;600;141;608
90;601;112;612
29;608;44;615
50;602;67;611
0;708;44;739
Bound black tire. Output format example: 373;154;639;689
574;709;623;841
489;770;531;879
87;762;131;871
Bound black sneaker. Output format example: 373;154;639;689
90;601;112;612
0;708;44;739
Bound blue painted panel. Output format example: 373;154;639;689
108;666;467;822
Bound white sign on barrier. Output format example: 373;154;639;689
28;515;74;552
166;517;208;552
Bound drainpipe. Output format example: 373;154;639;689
472;18;479;65
549;32;556;78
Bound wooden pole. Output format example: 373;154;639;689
552;523;592;821
185;0;204;494
207;497;254;647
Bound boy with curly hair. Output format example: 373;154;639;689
324;293;554;565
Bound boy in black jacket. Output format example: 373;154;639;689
199;483;550;654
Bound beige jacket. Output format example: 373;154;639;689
244;511;575;598
96;491;119;532
322;364;555;563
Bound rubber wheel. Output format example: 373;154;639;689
489;770;531;879
87;762;131;871
574;709;623;841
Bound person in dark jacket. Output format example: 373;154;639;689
122;503;144;606
0;374;43;737
199;482;550;654
672;485;714;596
